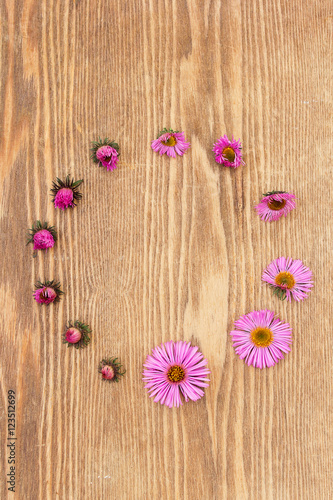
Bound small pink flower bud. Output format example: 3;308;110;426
63;321;91;349
91;139;120;172
33;280;63;305
54;187;74;210
98;357;125;382
65;328;82;344
101;365;115;380
51;175;83;210
33;229;55;251
96;145;119;171
34;287;57;305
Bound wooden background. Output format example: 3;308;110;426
0;0;332;498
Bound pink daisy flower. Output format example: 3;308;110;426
143;340;210;408
27;221;57;255
255;191;296;222
230;310;292;369
33;280;63;305
51;175;83;210
262;257;313;302
212;134;245;168
151;128;191;158
91;138;120;171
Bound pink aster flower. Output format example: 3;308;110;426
98;358;125;382
51;175;83;210
33;280;63;305
262;257;313;302
63;321;91;349
212;134;245;168
54;188;73;209
151;128;191;158
27;221;57;255
255;191;296;222
65;328;82;344
143;341;210;408
96;145;118;170
230;310;292;369
33;230;55;250
101;365;114;380
91;138;120;171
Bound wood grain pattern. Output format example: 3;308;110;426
0;0;332;498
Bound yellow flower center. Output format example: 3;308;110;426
267;198;286;211
167;365;185;382
275;271;295;289
222;146;236;162
162;135;177;147
251;327;274;347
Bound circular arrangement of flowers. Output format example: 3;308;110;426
230;310;292;369
143;341;210;408
26;126;313;402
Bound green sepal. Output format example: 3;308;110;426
263;190;286;197
270;285;287;301
157;128;179;138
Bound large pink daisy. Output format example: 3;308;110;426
262;257;313;302
151;128;190;158
230;310;292;369
143;341;210;408
255;191;296;222
212;134;245;168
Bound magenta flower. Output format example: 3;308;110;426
91;138;119;171
101;365;114;380
63;321;91;349
27;221;57;255
98;358;125;382
143;341;210;408
255;191;296;222
33;280;63;305
33;230;54;250
151;128;190;158
230;310;292;369
212;135;245;168
262;257;313;302
55;188;73;209
51;175;83;210
65;328;82;344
